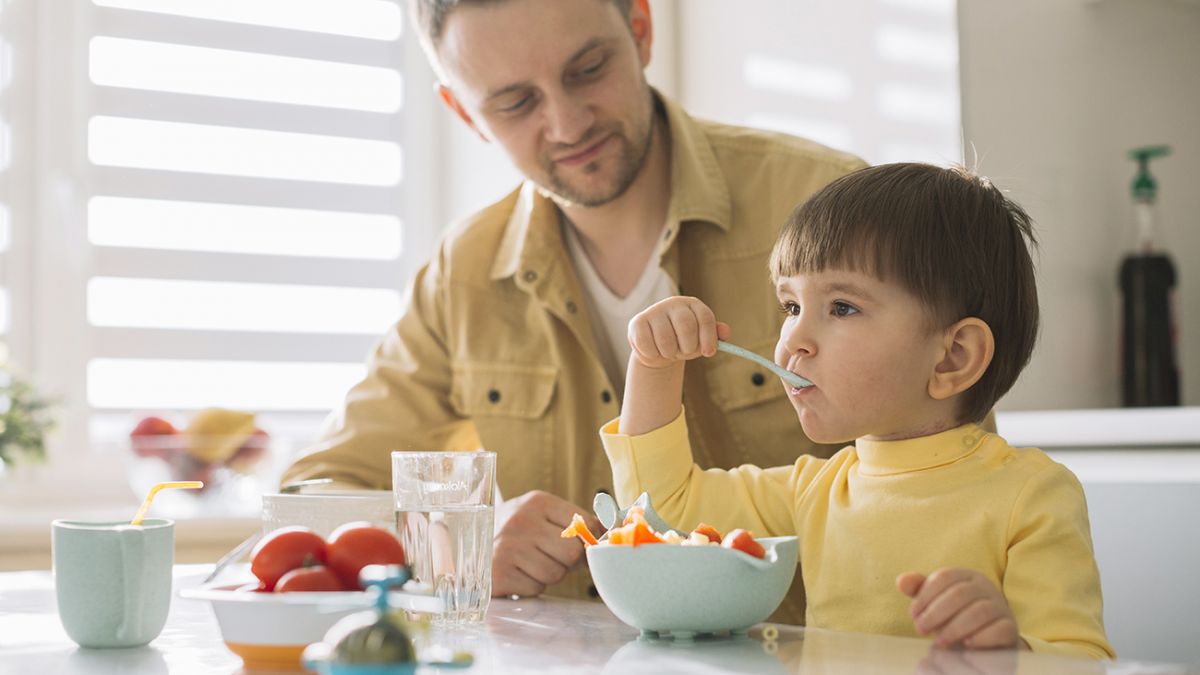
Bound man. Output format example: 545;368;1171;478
282;0;865;622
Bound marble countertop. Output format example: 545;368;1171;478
1;565;1195;674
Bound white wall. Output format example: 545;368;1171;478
427;1;1200;412
959;0;1200;411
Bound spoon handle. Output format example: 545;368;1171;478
716;341;812;389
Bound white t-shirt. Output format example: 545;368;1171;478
562;221;676;400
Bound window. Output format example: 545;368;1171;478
0;0;436;505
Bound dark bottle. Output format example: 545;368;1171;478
1119;146;1180;407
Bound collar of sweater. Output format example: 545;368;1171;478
853;423;990;476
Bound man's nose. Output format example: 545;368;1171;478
542;90;595;146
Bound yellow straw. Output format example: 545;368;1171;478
131;481;203;525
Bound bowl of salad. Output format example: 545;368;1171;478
565;493;798;640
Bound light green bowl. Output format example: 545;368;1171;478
587;536;798;639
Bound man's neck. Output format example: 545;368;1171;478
558;113;671;298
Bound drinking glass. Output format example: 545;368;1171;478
392;451;496;625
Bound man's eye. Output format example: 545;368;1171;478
573;57;607;80
779;301;800;317
498;94;533;113
831;301;859;317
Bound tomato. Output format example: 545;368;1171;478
325;522;406;590
275;565;346;593
691;523;722;544
235;581;271;593
250;526;328;590
720;529;765;559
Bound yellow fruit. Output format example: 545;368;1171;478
185;408;256;464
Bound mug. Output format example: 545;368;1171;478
52;518;174;648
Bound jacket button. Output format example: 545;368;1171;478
523;270;538;283
587;583;600;598
488;389;501;403
601;390;612;404
751;372;765;386
566;300;578;314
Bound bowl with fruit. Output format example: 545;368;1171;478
181;522;438;670
564;494;798;640
127;408;286;517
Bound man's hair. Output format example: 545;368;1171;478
768;163;1039;424
411;0;634;49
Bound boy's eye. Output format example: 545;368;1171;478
831;301;859;317
779;301;800;317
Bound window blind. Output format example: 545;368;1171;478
83;0;411;441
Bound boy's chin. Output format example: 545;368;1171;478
797;417;851;446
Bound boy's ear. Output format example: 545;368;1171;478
437;84;490;143
928;318;994;401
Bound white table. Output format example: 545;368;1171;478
1;565;1194;674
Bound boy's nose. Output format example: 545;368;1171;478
781;321;817;358
542;90;596;146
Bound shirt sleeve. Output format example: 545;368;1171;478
600;409;819;537
1005;462;1116;659
281;244;480;490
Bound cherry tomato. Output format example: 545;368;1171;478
325;522;406;590
250;526;328;590
235;582;271;593
720;529;765;559
275;565;346;593
691;523;722;544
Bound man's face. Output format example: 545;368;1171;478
436;0;655;207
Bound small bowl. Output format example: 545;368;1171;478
586;536;798;639
125;433;289;518
181;584;373;670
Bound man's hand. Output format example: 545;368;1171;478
492;490;603;598
897;568;1027;650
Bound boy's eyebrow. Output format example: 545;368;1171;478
823;281;877;302
484;37;612;103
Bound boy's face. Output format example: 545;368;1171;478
435;0;656;207
773;268;947;444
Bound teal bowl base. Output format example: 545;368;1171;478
637;627;754;642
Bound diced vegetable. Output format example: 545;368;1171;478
560;513;599;547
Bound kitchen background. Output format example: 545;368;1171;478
0;0;1196;664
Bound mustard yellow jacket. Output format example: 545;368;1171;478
283;93;867;616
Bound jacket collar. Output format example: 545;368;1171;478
490;90;732;282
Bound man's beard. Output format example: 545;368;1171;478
539;115;654;208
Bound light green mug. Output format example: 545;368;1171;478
51;518;174;648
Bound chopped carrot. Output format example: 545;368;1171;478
621;505;645;526
559;513;599;547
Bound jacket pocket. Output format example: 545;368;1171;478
701;338;812;467
449;361;558;418
705;338;789;411
449;361;559;497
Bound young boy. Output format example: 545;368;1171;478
600;163;1114;659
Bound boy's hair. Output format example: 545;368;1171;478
768;163;1039;424
411;0;634;50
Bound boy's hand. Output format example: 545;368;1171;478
628;297;731;369
897;569;1027;650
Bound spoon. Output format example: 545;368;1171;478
593;491;686;541
716;340;812;389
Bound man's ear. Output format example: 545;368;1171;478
630;0;653;68
437;84;490;143
928;318;994;401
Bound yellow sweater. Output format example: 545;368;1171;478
601;413;1115;660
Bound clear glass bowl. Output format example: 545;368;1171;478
125;432;291;518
